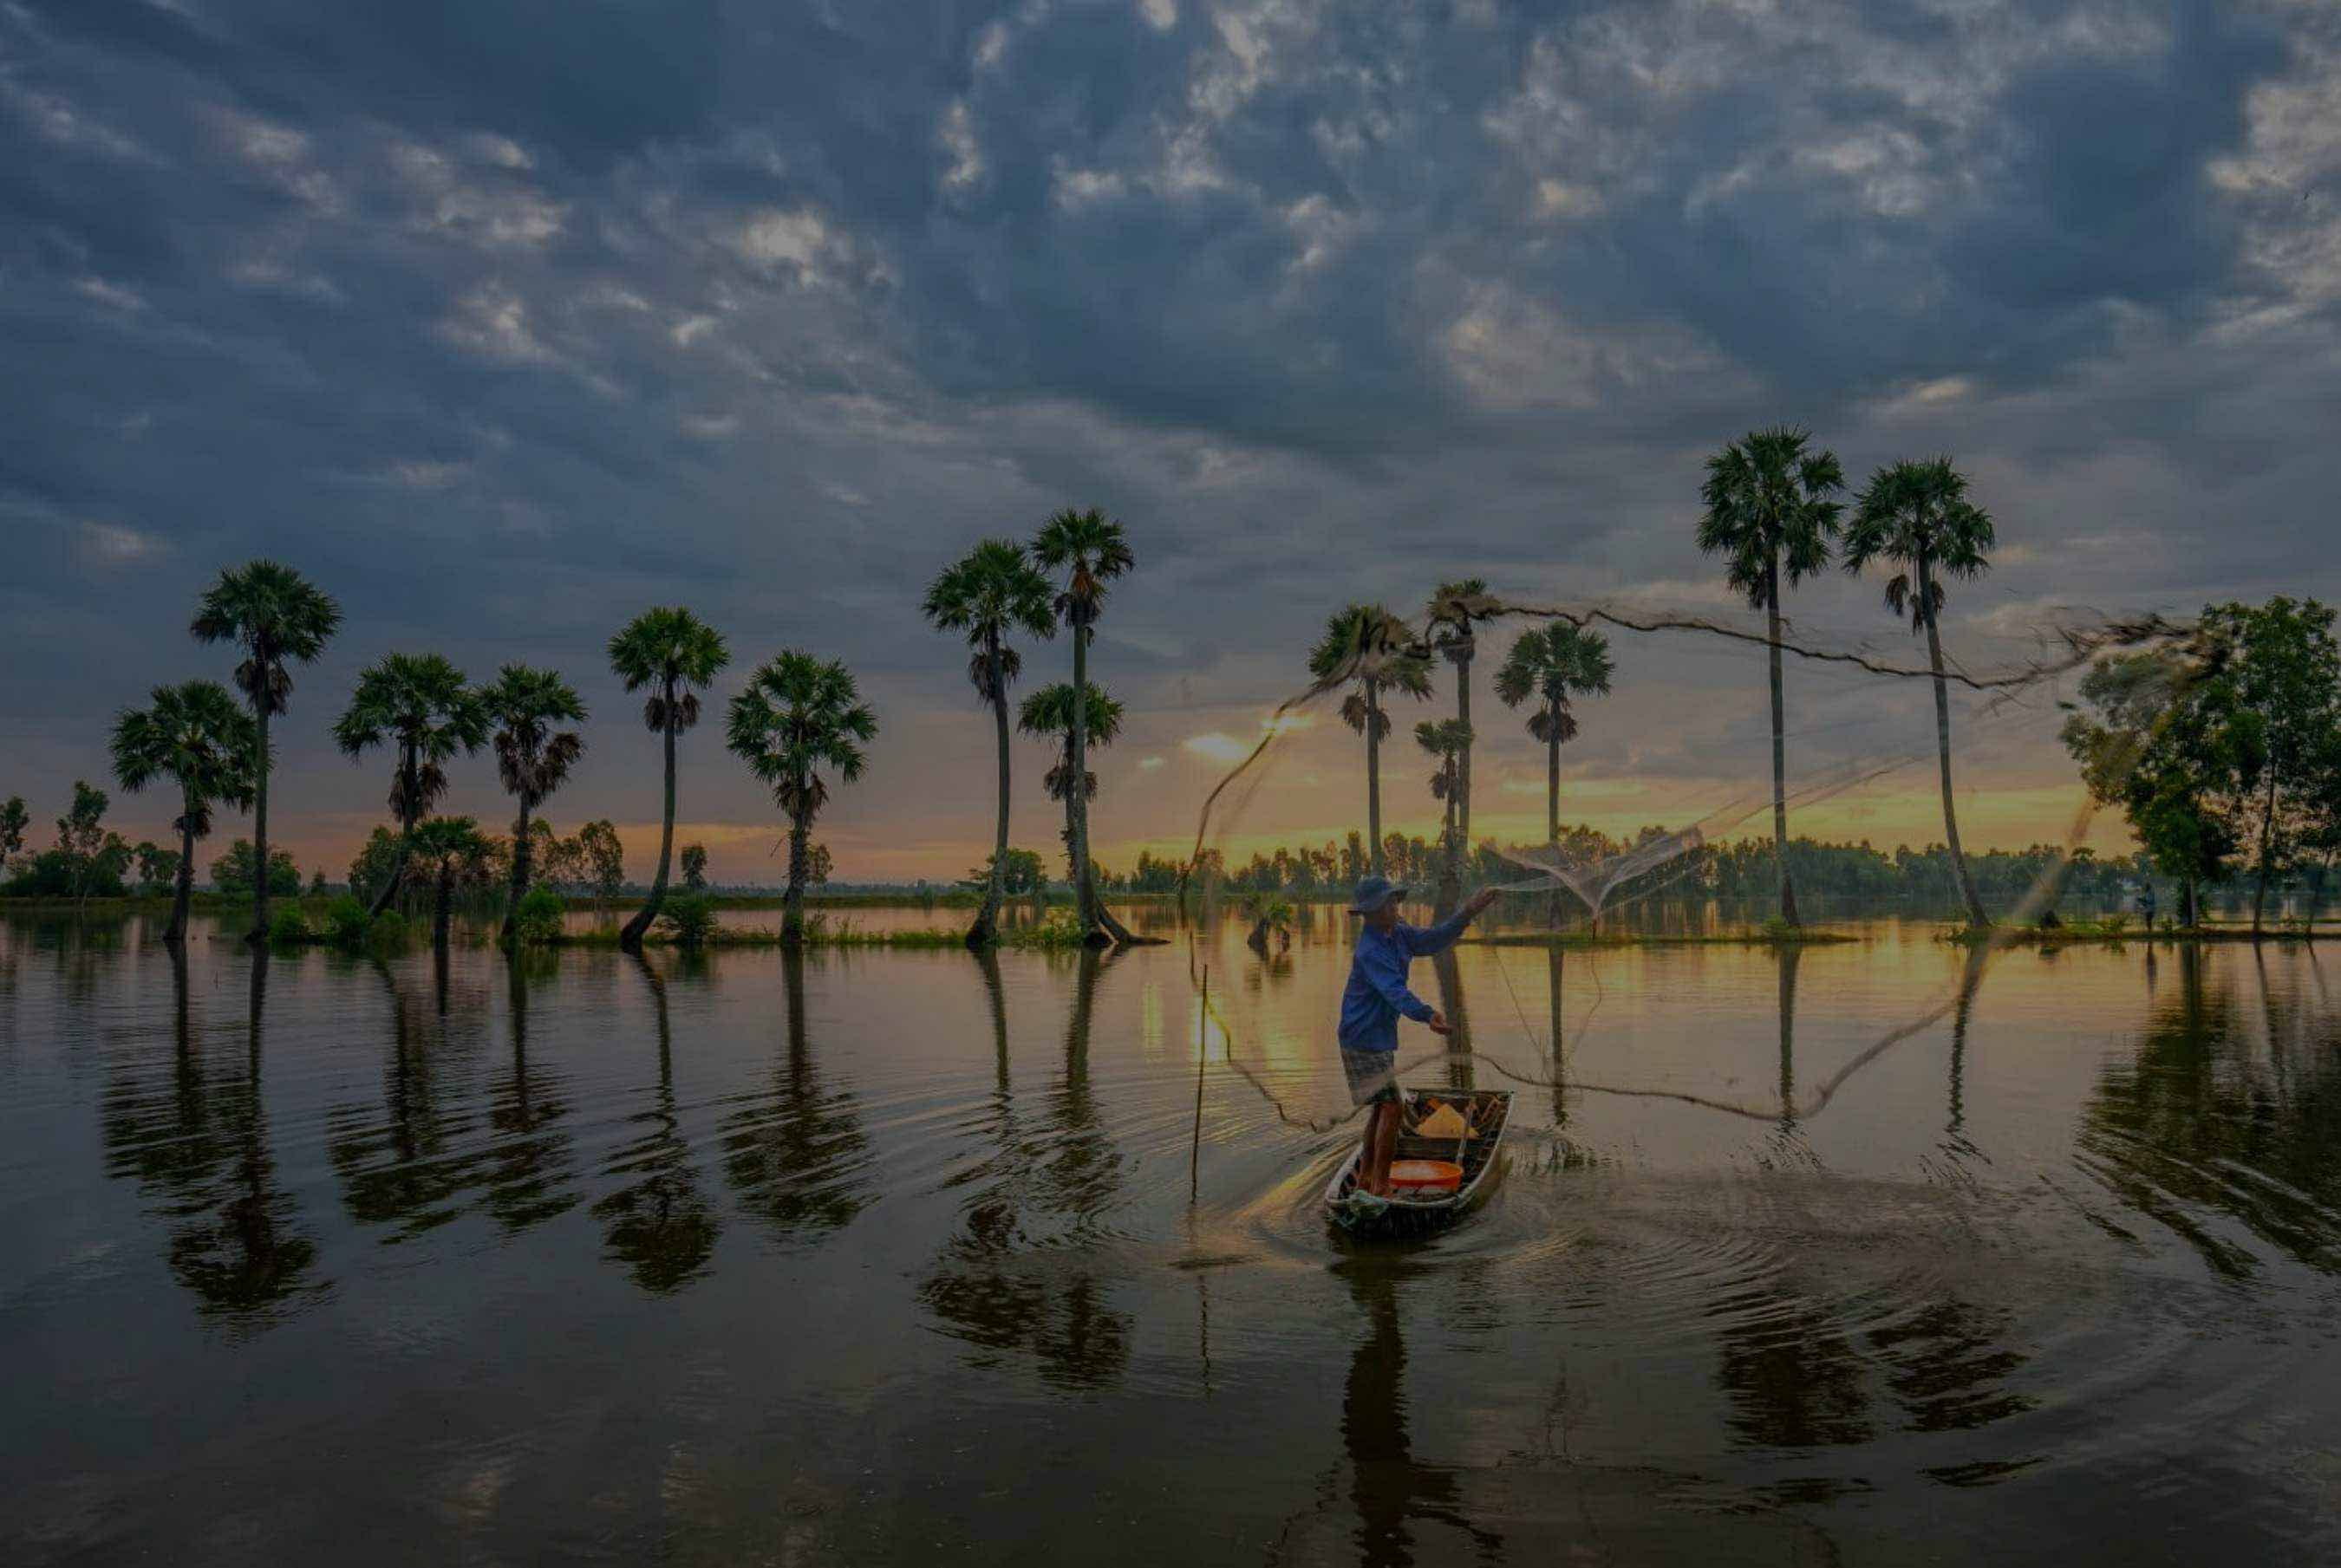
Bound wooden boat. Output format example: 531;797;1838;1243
1324;1088;1512;1235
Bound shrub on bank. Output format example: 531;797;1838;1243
512;886;565;944
658;893;719;949
323;895;371;948
268;904;310;945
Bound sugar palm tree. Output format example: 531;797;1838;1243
1842;456;1996;928
331;653;487;916
1425;579;1502;883
1416;717;1472;869
109;680;258;944
409;815;491;947
923;538;1057;948
725;650;877;944
1494;624;1614;847
1307;603;1433;876
1018;681;1124;877
481;664;587;940
191;560;341;945
610;608;730;952
1031;507;1135;946
1696;426;1844;928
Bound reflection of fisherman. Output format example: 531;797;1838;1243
1339;877;1499;1199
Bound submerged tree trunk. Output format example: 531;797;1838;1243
167;804;197;947
622;689;679;951
971;638;1011;949
2251;765;2279;935
249;703;272;946
1766;556;1800;928
1547;716;1563;930
503;796;533;942
1366;678;1385;877
368;745;420;918
1921;562;1990;928
783;796;810;945
433;861;453;947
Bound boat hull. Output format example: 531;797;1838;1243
1324;1088;1512;1236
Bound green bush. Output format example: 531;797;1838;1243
323;895;371;947
267;904;310;944
367;910;409;950
2097;914;2129;937
657;893;719;948
513;886;565;944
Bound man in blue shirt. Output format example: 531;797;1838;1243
1340;875;1500;1197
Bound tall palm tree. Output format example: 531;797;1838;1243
1031;507;1135;945
1494;623;1614;847
609;608;730;952
109;680;258;944
191;560;341;945
1307;603;1433;877
331;653;487;916
923;539;1057;948
1842;456;1996;928
408;815;491;947
481;664;587;940
1018;681;1124;878
1695;427;1844;927
1415;717;1473;900
725;650;877;944
1425;579;1502;887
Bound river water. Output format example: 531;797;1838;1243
3;906;2338;1564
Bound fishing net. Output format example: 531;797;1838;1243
1177;593;2213;1133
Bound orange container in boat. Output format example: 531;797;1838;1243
1386;1159;1464;1194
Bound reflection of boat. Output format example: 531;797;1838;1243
1324;1089;1511;1235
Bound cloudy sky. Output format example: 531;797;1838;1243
5;0;2338;882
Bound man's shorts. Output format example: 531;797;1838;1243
1340;1047;1399;1108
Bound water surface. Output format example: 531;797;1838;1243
3;908;2338;1564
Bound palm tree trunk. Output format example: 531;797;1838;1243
1766;558;1800;928
622;693;679;950
2252;764;2279;935
503;797;531;941
1067;620;1099;936
1456;649;1473;853
368;745;418;918
434;861;453;947
1547;713;1563;929
1921;563;1989;927
248;703;271;946
1366;679;1384;876
784;798;810;945
167;802;196;947
972;639;1009;949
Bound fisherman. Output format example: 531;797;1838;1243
1339;875;1501;1203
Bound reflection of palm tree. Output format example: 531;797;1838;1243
1777;946;1803;1130
1336;1261;1503;1565
1711;1280;1875;1449
721;949;871;1239
916;950;1132;1389
1945;945;1986;1143
1431;947;1472;1090
1547;947;1568;1131
481;949;577;1232
593;952;718;1291
100;946;322;1328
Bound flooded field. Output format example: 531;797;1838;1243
3;907;2338;1564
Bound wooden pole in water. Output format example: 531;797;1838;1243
1190;966;1209;1204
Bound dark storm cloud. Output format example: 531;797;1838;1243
3;0;2338;870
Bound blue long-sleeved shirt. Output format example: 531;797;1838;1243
1337;909;1472;1051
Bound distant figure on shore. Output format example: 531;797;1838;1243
1337;876;1499;1202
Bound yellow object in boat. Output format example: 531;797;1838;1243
1413;1103;1470;1141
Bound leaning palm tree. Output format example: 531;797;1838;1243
1842;456;1996;928
1494;624;1614;848
923;539;1057;948
725;650;877;945
1307;603;1433;876
481;664;587;940
1695;427;1844;927
109;680;258;944
191;560;341;945
609;608;731;952
331;653;488;916
1031;507;1135;946
1425;579;1502;873
1018;681;1124;877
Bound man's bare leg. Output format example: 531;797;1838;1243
1361;1100;1402;1197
